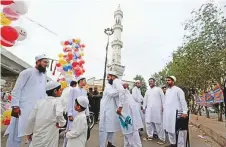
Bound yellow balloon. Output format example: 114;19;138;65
58;53;64;58
59;58;65;65
74;39;81;44
0;13;12;26
67;71;73;75
80;52;84;56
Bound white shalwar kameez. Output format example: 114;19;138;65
112;79;141;147
26;96;66;147
124;89;142;147
163;86;188;147
60;86;73;112
6;68;47;147
132;86;144;128
66;111;88;147
99;84;120;147
143;87;165;141
63;87;89;147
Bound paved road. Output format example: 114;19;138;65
1;124;220;147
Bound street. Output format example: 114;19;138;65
1;124;220;147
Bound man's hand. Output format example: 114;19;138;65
181;114;188;118
56;122;59;128
27;134;32;141
11;106;21;118
116;107;123;115
68;116;73;121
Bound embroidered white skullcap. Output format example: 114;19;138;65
46;81;61;91
167;76;176;82
76;76;86;82
77;96;89;108
108;71;118;77
35;54;48;62
135;80;140;83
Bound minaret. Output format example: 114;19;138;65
108;5;125;78
111;4;123;64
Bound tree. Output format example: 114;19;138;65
133;75;147;96
151;2;226;120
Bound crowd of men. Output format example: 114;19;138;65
3;54;189;147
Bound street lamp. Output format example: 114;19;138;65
102;28;114;91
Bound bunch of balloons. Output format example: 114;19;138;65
55;38;86;88
0;0;28;47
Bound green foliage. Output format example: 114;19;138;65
152;3;226;91
133;75;147;96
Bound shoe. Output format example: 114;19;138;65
147;137;153;141
157;140;165;145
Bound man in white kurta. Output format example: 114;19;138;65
123;83;142;147
163;76;188;147
26;81;66;147
6;54;48;147
99;83;120;147
132;81;144;129
143;78;165;144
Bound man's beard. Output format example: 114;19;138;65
108;79;113;85
37;65;46;73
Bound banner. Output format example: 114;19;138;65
213;88;224;103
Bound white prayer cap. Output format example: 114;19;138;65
46;81;61;91
77;96;89;108
135;80;140;83
76;76;86;82
35;54;48;62
167;76;176;82
108;71;118;77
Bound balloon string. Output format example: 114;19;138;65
50;60;54;71
52;64;56;76
25;16;59;36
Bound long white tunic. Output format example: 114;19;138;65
26;96;66;147
99;84;120;132
7;68;46;137
60;87;72;112
112;79;134;135
163;86;188;133
143;87;164;124
132;86;144;123
67;87;89;129
125;89;143;130
66;111;87;147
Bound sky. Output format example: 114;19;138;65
1;0;225;82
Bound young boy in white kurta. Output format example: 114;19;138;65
26;81;66;147
66;96;89;147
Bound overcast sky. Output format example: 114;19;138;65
1;0;225;82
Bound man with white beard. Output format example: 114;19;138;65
132;80;144;130
123;83;142;147
143;78;165;145
6;54;48;147
163;76;188;147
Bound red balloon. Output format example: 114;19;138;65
1;0;14;5
64;41;69;45
80;44;85;48
82;69;85;73
72;62;79;67
0;39;15;47
56;63;61;67
1;26;19;41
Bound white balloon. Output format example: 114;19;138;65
15;26;27;41
9;1;28;15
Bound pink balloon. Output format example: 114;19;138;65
3;6;19;21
